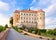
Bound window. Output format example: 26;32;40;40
29;18;31;20
29;14;31;16
40;17;41;19
26;21;28;23
40;13;41;15
29;21;31;23
26;18;28;19
24;14;25;15
17;18;18;20
24;21;25;22
21;17;22;19
21;13;23;15
32;21;33;23
34;18;36;20
17;15;18;16
24;17;25;19
32;14;33;16
34;15;36;16
26;14;28;15
32;18;33;20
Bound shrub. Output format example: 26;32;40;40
47;38;50;40
18;29;22;33
5;24;8;28
39;37;43;39
0;26;6;32
24;33;28;35
12;26;22;33
52;38;55;40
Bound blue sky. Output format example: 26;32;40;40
0;0;56;29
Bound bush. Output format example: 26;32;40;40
18;29;22;33
5;24;8;28
52;38;55;40
28;27;37;33
12;26;22;33
0;26;6;32
24;33;28;35
47;38;50;40
39;37;43;39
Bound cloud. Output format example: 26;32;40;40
30;0;56;10
0;1;10;11
30;0;56;29
44;4;56;17
0;1;10;26
0;13;9;26
44;2;56;29
45;18;56;29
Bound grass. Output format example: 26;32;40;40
41;33;56;38
12;27;22;33
18;29;22;33
0;26;6;32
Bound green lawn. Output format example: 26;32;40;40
41;33;56;38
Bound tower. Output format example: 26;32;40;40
13;10;20;26
37;10;45;29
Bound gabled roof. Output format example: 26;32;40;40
37;9;45;13
14;10;20;13
21;10;37;13
14;9;44;13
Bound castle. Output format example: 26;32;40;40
13;9;45;29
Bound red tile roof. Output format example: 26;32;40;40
14;10;20;13
21;10;37;13
37;9;44;13
14;9;44;13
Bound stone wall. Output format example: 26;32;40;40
0;28;9;40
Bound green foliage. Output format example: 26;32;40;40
12;26;22;33
53;29;56;36
9;17;13;26
47;29;56;36
18;25;26;30
0;26;6;32
52;38;55;40
24;33;28;35
28;27;34;33
5;24;8;28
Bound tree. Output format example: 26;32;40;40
9;17;13;27
5;24;8;28
53;28;56;35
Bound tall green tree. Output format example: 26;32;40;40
5;24;8;28
9;17;13;27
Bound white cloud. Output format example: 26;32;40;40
0;1;10;11
44;4;56;17
0;13;9;26
30;0;56;29
45;18;56;29
0;1;10;26
43;2;56;29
